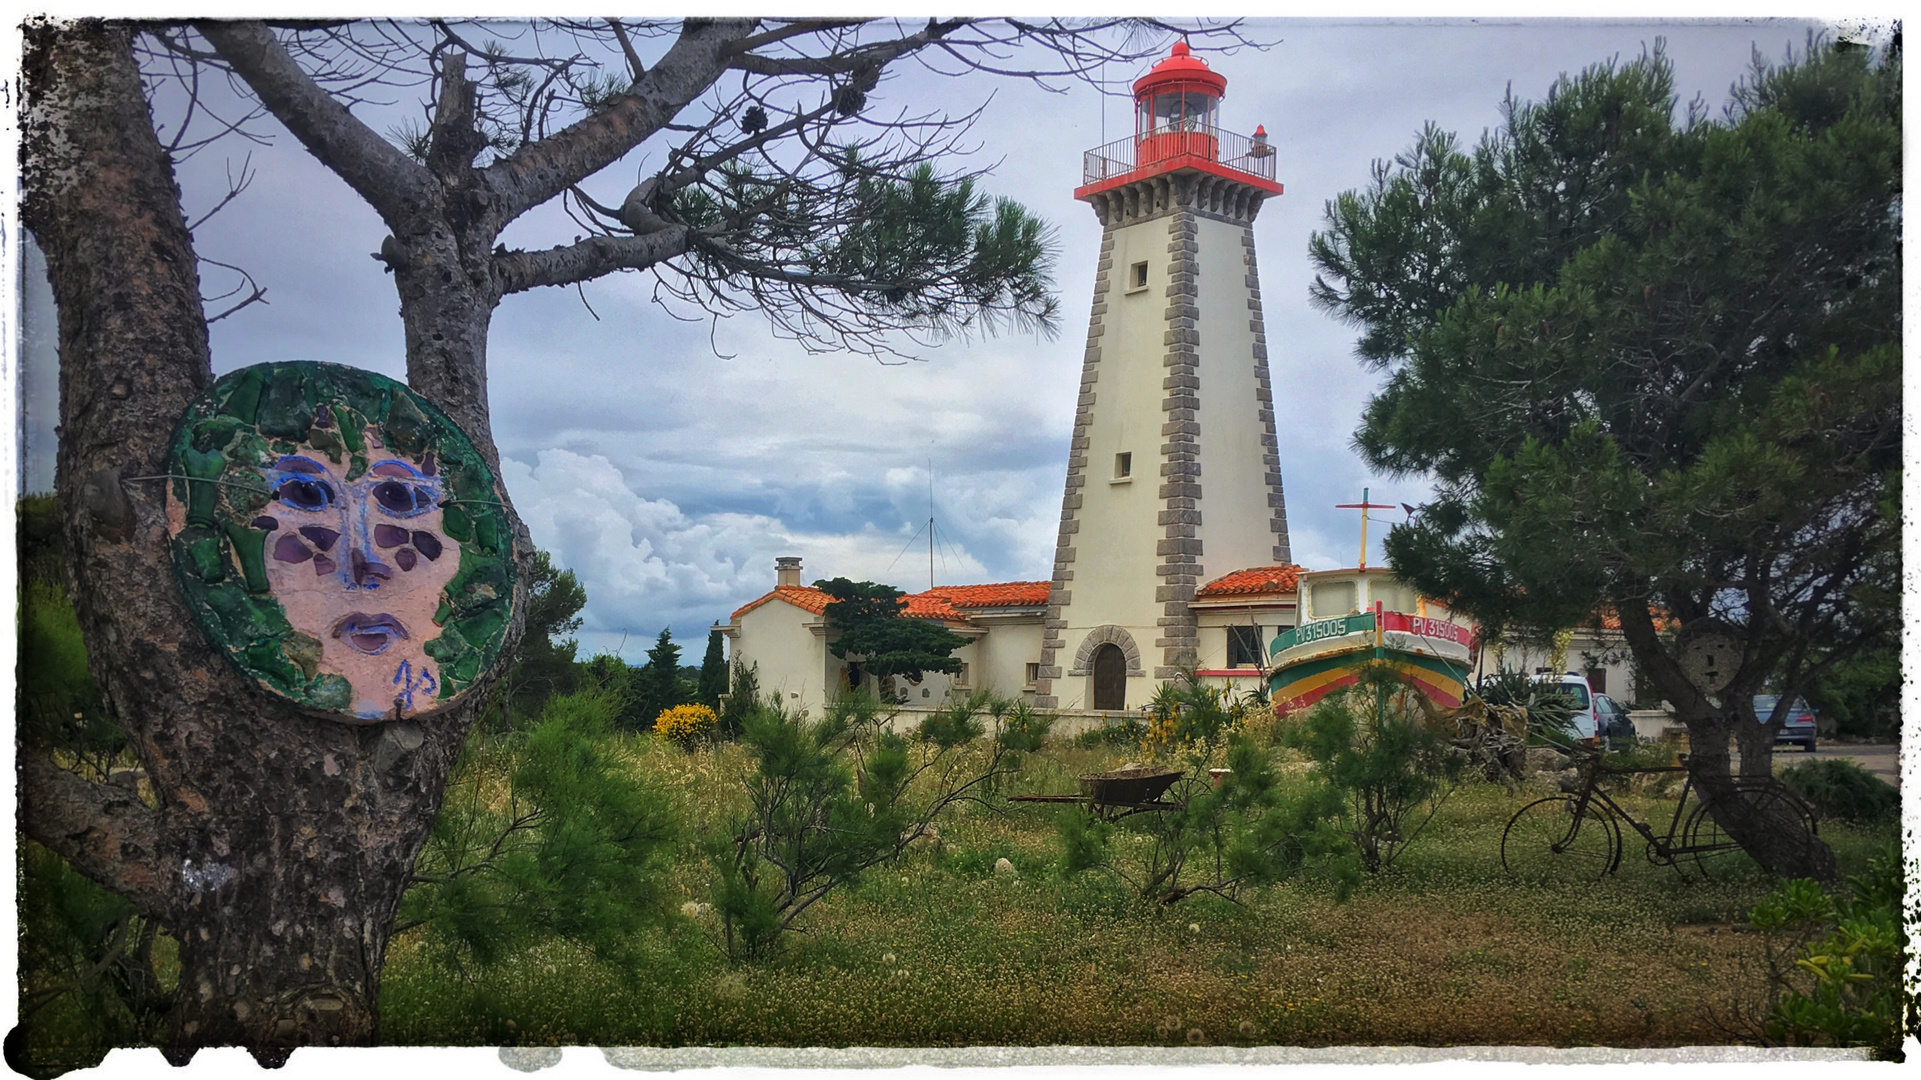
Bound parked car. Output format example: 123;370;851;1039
1535;671;1599;741
1594;693;1637;748
1754;694;1818;752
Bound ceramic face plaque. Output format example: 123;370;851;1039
166;362;517;721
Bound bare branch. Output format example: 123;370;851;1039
494;227;693;294
725;19;871;56
483;18;757;226
185;152;256;231
20;754;181;926
199;256;269;323
196;19;432;227
608;19;645;82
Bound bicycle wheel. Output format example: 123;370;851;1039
1502;797;1621;884
1683;783;1820;882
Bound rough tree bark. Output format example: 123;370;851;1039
19;21;524;1063
1615;602;1835;883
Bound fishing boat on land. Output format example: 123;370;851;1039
1265;490;1476;712
1266;567;1475;711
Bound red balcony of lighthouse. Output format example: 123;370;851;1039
1074;41;1282;203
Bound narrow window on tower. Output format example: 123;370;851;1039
1113;452;1132;481
1127;261;1149;293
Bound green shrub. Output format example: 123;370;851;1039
1280;664;1468;873
1779;759;1899;826
1476;670;1577;743
1058;735;1353;905
717;659;766;740
10;842;173;1078
715;689;1048;960
398;688;678;973
1073;714;1146;749
1748;847;1908;1056
1140;672;1259;765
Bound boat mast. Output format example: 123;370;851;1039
1335;487;1396;569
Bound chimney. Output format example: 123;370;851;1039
775;556;803;588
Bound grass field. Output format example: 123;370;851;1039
378;733;1897;1049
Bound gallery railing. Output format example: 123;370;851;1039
1081;126;1277;187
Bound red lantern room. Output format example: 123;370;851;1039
1076;41;1282;203
1134;41;1227;163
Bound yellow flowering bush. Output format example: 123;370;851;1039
1138;675;1250;763
654;703;717;749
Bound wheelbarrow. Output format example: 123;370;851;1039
1007;765;1186;820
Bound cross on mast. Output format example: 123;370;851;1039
1334;487;1396;570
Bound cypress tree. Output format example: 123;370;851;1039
632;629;687;730
697;625;728;711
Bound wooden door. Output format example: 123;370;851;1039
1092;643;1127;710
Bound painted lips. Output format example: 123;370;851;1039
331;612;409;655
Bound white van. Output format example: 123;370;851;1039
1535;671;1600;741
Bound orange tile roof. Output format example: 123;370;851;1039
730;585;831;621
1591;604;1679;632
1196;565;1303;599
917;581;1052;608
731;581;1048;625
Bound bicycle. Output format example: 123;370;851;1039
1500;746;1819;884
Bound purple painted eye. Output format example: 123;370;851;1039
252;516;280;532
420;452;437;477
276;476;334;511
313;405;333;429
298;525;339;551
272;535;312;563
396;548;418;572
313;554;336;576
371;480;429;516
411;531;443;561
373;524;410;548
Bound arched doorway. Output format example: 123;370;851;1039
1092;643;1127;710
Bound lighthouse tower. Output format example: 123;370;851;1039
1034;43;1291;712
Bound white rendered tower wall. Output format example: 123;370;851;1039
1034;174;1289;710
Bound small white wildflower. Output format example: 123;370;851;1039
680;901;703;919
882;952;897;965
993;857;1016;876
1188;922;1200;934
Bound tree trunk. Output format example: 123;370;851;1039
20;20;517;1062
1613;604;1834;883
1678;703;1833;883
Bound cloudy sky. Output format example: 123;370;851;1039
18;16;1842;661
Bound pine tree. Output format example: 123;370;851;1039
1308;38;1899;881
697;625;729;711
630;629;688;731
814;577;969;680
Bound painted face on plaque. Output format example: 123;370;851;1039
165;362;516;722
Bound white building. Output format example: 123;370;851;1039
721;556;1050;717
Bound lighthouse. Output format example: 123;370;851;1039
1034;43;1292;712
